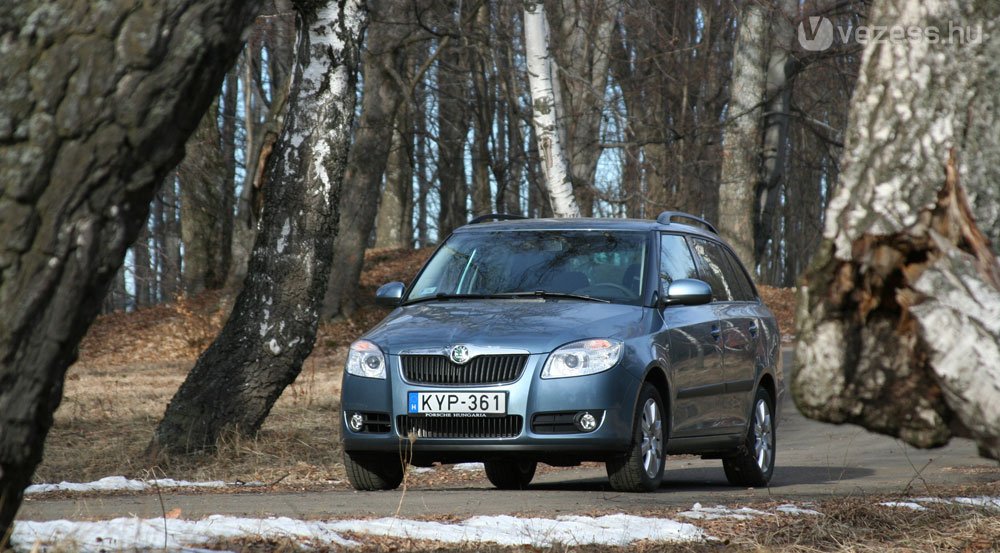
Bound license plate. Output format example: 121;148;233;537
408;391;507;416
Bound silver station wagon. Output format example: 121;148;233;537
340;212;782;492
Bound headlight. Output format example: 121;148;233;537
541;339;624;379
346;340;386;379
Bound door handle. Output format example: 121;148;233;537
748;322;758;337
710;325;721;341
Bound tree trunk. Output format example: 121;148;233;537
322;0;412;319
178;101;227;294
230;7;297;288
523;0;580;218
133;219;153;307
794;0;1000;460
551;0;620;216
152;0;366;454
755;0;797;263
0;0;261;539
374;109;414;249
160;178;183;300
717;1;767;267
219;67;239;286
436;32;471;236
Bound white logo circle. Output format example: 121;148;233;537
449;345;471;364
798;16;834;52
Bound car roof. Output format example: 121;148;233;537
452;217;722;241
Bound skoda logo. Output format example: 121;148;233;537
449;345;471;364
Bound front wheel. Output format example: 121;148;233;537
723;388;776;487
606;383;665;492
343;451;404;491
484;460;537;490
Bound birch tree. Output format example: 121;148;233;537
794;0;1000;460
152;0;366;453
717;1;768;266
0;0;262;539
523;0;581;218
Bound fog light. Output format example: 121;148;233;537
576;411;598;432
349;412;364;432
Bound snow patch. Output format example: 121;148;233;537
451;462;485;471
25;476;226;495
12;514;708;551
953;497;1000;510
775;504;822;516
678;503;771;520
880;501;927;511
268;339;281;355
679;503;821;520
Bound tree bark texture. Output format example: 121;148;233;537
755;0;798;262
436;31;472;236
178;101;228;294
374;111;414;249
550;0;620;216
794;0;1000;460
322;0;416;319
0;0;262;539
523;0;581;218
152;0;366;454
717;1;768;267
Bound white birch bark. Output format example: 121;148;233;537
794;0;1000;459
154;0;368;453
523;0;581;218
718;2;768;266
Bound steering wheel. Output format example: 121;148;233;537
578;282;634;296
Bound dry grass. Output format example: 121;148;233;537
38;248;436;488
39;352;349;488
200;500;1000;552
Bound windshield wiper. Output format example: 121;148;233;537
403;291;610;305
403;293;507;305
491;291;611;303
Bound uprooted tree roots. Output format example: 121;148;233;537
795;151;1000;460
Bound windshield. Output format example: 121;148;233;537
406;230;648;305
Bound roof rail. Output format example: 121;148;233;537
655;211;718;234
468;213;528;225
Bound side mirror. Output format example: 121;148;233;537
663;279;712;307
375;281;406;307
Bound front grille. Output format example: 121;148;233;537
400;354;528;385
397;415;523;439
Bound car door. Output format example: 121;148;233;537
654;233;726;437
689;238;757;432
719;247;763;427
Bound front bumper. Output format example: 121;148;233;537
340;353;640;462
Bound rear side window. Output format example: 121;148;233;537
689;238;734;302
721;249;756;301
658;234;699;293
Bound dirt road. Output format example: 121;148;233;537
18;349;999;521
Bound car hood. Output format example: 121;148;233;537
363;299;646;355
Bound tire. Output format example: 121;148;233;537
606;383;665;492
723;387;776;487
343;450;404;491
484;460;537;490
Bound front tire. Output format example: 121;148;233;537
723;388;776;487
484;460;537;490
606;383;665;492
343;451;404;491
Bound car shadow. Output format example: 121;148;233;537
525;465;876;492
